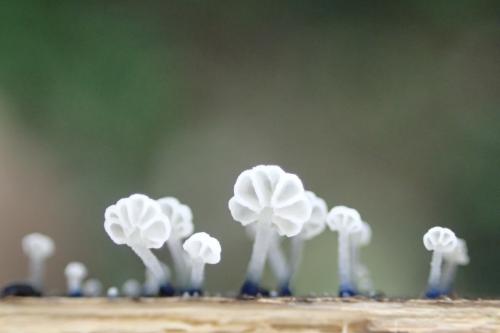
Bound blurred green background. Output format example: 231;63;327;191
0;1;498;297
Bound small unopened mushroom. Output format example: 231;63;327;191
440;238;469;296
229;165;312;296
22;233;55;291
423;226;458;298
104;194;171;282
157;197;194;288
286;191;327;295
182;232;221;295
326;206;363;297
122;279;142;298
107;286;119;298
82;278;103;297
350;221;372;294
64;262;88;296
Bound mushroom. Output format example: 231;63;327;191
182;232;221;295
104;194;171;282
423;226;458;298
228;165;312;296
107;286;119;298
122;279;142;298
350;221;372;294
286;191;327;295
143;262;174;297
326;205;363;297
64;262;88;296
82;278;103;297
157;197;194;288
440;238;469;296
22;233;55;291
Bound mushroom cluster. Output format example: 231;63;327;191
229;165;312;296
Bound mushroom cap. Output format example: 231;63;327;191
444;238;469;265
423;226;458;253
22;233;55;259
326;206;363;234
157;197;194;239
122;279;142;297
104;194;171;249
300;191;327;240
64;262;88;279
350;221;372;247
228;165;312;237
182;232;221;265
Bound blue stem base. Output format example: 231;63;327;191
158;283;176;297
425;288;442;299
185;288;203;296
68;290;83;297
338;286;357;298
240;280;270;297
2;283;41;297
278;284;293;297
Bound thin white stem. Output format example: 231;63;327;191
289;235;304;283
440;261;457;292
131;244;164;282
67;277;82;294
268;236;290;286
167;237;189;286
428;251;443;291
350;242;360;290
338;232;351;289
190;259;205;290
28;258;44;290
246;219;273;283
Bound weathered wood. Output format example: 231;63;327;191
0;297;498;333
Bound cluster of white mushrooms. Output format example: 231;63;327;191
1;164;469;299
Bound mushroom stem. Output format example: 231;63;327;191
338;232;353;291
167;237;189;286
246;219;273;284
440;261;458;294
428;251;443;292
189;258;205;290
130;244;164;282
268;237;290;288
28;258;44;290
289;235;304;283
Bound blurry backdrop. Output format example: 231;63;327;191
0;1;498;297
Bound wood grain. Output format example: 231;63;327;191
0;297;498;333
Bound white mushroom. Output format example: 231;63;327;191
157;197;194;287
228;165;312;295
22;233;55;290
64;262;88;296
182;232;221;293
82;278;103;297
122;279;142;298
440;238;469;295
423;226;458;298
104;194;171;281
326;206;363;296
288;191;327;291
107;286;119;298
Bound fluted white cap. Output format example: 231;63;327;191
22;233;55;260
183;232;221;265
326;206;363;234
157;197;194;239
64;262;88;280
423;226;458;253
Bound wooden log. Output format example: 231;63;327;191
0;297;498;333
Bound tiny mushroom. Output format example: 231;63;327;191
82;278;103;297
104;194;171;283
22;233;55;291
440;238;469;296
122;279;142;298
326;205;363;297
157;197;194;288
423;226;458;298
182;232;221;295
64;262;88;297
228;165;312;296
